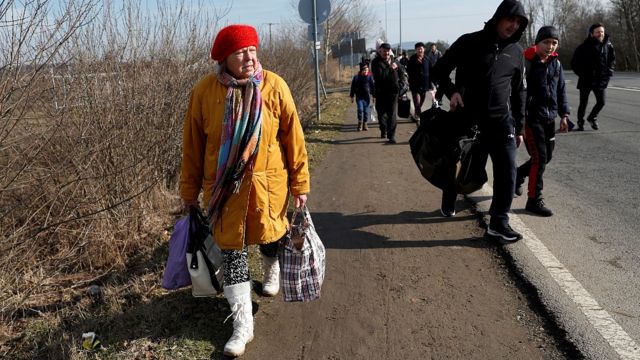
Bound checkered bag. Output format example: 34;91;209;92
278;206;325;302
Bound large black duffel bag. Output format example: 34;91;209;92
409;108;487;194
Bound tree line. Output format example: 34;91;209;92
523;0;640;71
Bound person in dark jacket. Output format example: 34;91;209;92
431;0;528;242
426;43;443;108
514;26;570;217
407;42;430;121
371;42;402;144
350;62;375;131
570;23;615;131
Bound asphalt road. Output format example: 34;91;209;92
469;72;640;359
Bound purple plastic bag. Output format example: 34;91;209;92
161;215;192;290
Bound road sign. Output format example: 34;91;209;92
307;23;324;41
298;0;331;24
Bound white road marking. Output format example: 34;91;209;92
609;86;640;92
474;185;640;359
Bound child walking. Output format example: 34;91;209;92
515;26;570;216
350;63;375;131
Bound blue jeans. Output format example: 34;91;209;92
356;97;371;122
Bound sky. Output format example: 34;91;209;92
215;0;508;47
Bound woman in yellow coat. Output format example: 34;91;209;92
180;24;310;357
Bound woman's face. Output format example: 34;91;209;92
225;46;258;79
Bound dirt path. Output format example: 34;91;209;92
245;108;566;359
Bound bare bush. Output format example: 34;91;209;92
0;0;219;325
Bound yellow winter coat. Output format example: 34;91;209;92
180;70;310;250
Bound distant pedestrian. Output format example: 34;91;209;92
407;42;431;121
432;0;528;242
350;62;375;131
399;51;409;67
426;43;443;108
570;22;615;131
515;26;570;217
371;42;404;144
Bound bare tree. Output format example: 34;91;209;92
609;0;640;70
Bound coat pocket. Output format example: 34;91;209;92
267;169;289;221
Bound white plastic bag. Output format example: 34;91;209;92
369;105;377;123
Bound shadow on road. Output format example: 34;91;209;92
310;210;495;250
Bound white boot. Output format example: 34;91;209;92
223;281;254;357
261;253;280;296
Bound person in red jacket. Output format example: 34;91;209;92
514;26;570;217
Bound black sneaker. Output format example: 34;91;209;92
525;198;553;217
440;208;456;217
387;138;397;144
588;118;599;130
576;120;585;131
486;223;522;242
514;176;525;197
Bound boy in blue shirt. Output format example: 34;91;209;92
515;26;570;216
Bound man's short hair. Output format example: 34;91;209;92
379;42;391;50
589;22;605;34
414;42;425;49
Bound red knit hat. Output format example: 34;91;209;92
210;24;259;62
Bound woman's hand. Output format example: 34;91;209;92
182;199;199;213
294;194;307;209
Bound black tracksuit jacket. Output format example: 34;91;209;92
571;35;615;90
432;0;528;137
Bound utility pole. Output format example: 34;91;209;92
266;22;278;47
399;0;402;55
384;0;388;41
312;0;321;123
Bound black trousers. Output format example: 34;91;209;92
485;134;517;227
578;87;606;122
375;95;398;140
441;132;516;227
440;161;458;213
517;121;555;200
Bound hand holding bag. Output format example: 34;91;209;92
279;206;326;302
186;207;224;297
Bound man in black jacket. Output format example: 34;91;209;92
432;0;528;242
571;23;615;131
371;42;403;144
407;42;430;121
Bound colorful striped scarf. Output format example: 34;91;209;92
207;62;263;225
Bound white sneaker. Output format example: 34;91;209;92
261;253;280;296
